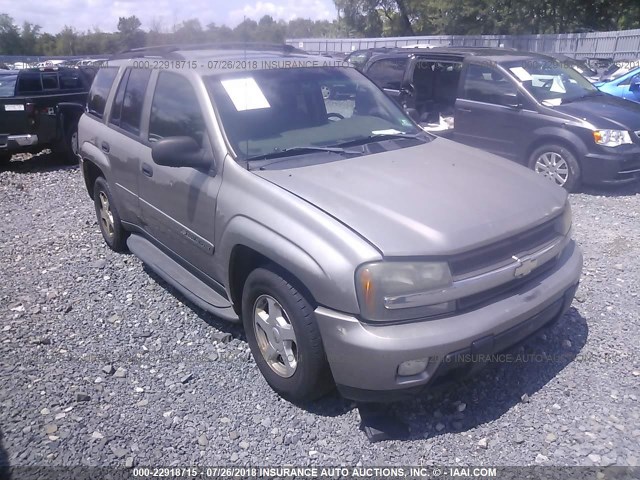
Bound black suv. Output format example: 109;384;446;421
363;47;640;190
0;66;96;165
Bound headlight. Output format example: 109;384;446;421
558;201;572;236
593;130;632;147
355;261;454;321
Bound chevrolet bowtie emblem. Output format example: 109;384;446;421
512;255;538;278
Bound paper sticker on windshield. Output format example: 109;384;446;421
542;98;562;106
4;104;24;111
221;77;270;111
372;129;403;135
509;67;532;82
550;78;566;93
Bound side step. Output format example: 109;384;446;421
127;234;239;322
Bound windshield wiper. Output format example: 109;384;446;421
562;91;602;104
245;146;355;163
333;132;423;148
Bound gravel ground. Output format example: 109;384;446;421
1;152;639;469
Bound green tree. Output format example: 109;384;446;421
0;14;22;54
117;15;145;50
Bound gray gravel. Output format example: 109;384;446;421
1;152;639;468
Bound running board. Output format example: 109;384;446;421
127;234;239;322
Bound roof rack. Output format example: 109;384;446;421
111;42;305;60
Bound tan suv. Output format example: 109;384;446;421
79;44;582;402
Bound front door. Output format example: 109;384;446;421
454;62;539;161
138;71;222;280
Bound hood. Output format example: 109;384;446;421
553;93;640;130
255;138;567;257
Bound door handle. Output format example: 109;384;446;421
141;163;154;177
101;141;110;153
458;107;472;113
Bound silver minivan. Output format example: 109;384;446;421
79;45;582;402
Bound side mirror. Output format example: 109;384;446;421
500;91;522;109
151;136;211;170
630;74;640;91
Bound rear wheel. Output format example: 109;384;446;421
93;177;128;252
62;122;79;165
242;266;333;402
528;144;581;192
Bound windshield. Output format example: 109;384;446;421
206;67;421;162
0;74;17;97
503;59;598;106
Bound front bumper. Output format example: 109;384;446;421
581;146;640;185
315;241;583;402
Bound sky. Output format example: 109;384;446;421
0;0;338;34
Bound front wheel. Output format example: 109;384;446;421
242;267;333;403
528;144;581;192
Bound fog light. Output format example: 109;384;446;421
398;358;429;377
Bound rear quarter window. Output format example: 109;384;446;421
0;74;17;97
87;67;119;119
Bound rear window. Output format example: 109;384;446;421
59;72;82;90
87;67;119;119
17;74;42;93
42;73;59;90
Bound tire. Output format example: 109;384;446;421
62;122;80;165
0;152;11;166
241;266;333;403
528;144;581;192
93;177;128;252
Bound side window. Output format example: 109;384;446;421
367;58;408;90
149;72;204;144
42;73;59;90
17;74;42;93
109;69;130;128
87;67;119;119
462;64;517;105
121;69;151;135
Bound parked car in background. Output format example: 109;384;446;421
545;53;599;82
363;47;640;190
344;47;392;71
597;66;640;104
598;60;640;82
0;66;96;165
79;44;582;403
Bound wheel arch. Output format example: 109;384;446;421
227;244;318;317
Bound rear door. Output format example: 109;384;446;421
454;61;541;161
138;71;221;279
365;56;410;107
102;67;152;225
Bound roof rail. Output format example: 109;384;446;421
111;42;305;59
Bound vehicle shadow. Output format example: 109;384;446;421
578;181;640;197
387;307;589;440
0;151;77;174
141;265;246;339
141;264;589;430
0;427;11;480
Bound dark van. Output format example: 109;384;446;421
363;48;640;191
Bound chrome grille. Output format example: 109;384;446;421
449;219;559;277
